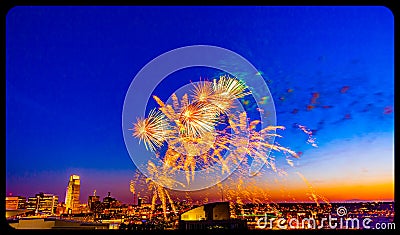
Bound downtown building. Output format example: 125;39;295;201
179;202;247;230
88;194;100;212
26;193;58;214
65;174;80;214
5;196;26;210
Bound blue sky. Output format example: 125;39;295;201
6;6;394;203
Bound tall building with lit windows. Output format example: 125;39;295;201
65;174;80;214
25;193;58;214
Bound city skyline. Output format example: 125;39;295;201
7;191;394;230
6;172;394;205
6;6;394;205
7;173;127;205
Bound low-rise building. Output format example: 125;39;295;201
179;202;247;230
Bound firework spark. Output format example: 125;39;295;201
210;76;249;114
131;109;169;152
212;75;250;100
191;80;214;103
178;101;218;138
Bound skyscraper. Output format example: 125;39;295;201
65;174;80;214
88;190;100;212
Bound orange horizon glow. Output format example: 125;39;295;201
303;182;394;202
166;180;394;204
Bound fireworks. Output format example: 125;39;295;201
191;80;214;103
212;75;249;100
132;75;253;152
129;75;311;218
131;109;169;152
178;101;218;138
190;76;250;114
130;75;300;179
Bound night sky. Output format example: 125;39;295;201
6;6;394;203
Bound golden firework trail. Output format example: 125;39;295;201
296;172;330;207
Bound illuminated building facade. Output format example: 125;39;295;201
17;196;26;209
6;196;26;210
88;195;100;211
25;193;58;214
65;174;80;214
102;192;116;209
39;193;58;214
180;201;230;221
38;193;58;214
56;202;66;215
27;197;38;211
179;202;247;230
6;197;18;210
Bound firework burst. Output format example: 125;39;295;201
213;75;249;99
177;101;219;138
209;75;251;114
191;80;214;103
131;109;169;152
